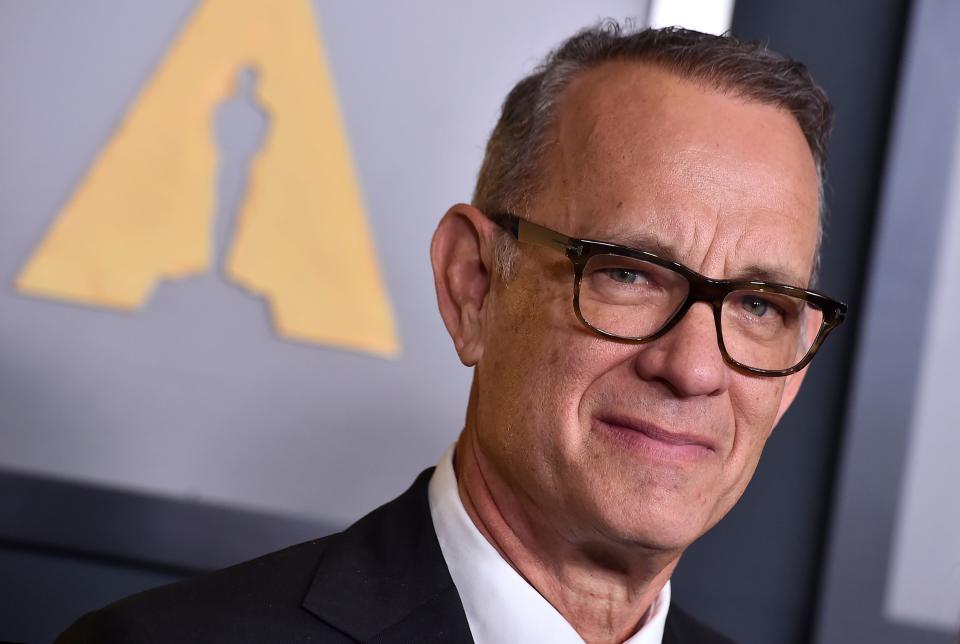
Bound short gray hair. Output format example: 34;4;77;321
474;22;833;284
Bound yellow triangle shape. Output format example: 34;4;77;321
16;0;400;358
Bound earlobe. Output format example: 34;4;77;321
430;204;497;366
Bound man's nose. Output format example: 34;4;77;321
632;302;730;397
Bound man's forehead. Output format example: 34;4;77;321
550;61;816;182
536;60;821;285
558;61;691;131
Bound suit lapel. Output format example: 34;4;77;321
301;468;473;643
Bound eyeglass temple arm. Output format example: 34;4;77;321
511;217;582;256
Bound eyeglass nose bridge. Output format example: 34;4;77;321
646;277;731;349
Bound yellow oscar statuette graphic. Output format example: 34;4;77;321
17;0;400;358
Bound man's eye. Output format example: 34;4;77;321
603;268;650;285
740;295;776;318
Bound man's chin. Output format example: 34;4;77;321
612;520;706;554
578;498;712;555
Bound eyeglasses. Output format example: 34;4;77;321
487;212;847;377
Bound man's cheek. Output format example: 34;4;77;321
718;422;774;514
733;381;785;436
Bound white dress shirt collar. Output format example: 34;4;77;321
428;443;670;644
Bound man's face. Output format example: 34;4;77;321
472;62;821;551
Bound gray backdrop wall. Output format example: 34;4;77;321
1;0;642;530
817;0;960;641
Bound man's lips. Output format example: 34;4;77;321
593;415;718;459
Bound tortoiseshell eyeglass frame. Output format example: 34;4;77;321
487;212;847;377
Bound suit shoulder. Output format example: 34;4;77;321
665;603;737;644
56;537;344;643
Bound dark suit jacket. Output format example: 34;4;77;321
57;468;734;643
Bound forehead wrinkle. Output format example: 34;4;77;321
593;227;683;262
576;209;812;286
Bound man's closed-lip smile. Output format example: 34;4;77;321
593;414;718;461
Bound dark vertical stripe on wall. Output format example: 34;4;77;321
669;1;910;643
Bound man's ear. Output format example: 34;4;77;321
430;204;498;366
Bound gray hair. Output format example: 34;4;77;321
474;21;833;284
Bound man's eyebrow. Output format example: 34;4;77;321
729;264;808;287
584;231;809;287
593;230;684;263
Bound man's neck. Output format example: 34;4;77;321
453;427;679;643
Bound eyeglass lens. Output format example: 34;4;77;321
577;254;825;372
